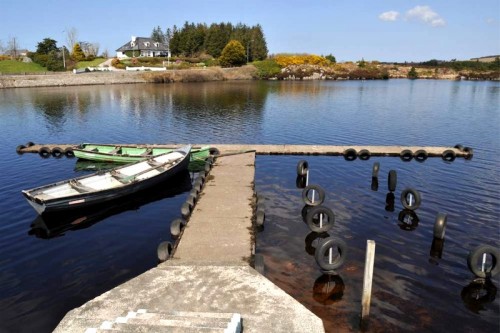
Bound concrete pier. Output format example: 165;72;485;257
54;152;325;333
18;143;472;158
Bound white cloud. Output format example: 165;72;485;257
379;11;400;22
406;5;446;27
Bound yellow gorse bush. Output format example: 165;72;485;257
274;54;331;67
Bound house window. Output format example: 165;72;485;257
144;42;150;47
131;42;135;47
155;42;159;47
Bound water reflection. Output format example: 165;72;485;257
28;171;191;239
304;232;330;256
397;209;419;231
461;278;497;314
312;274;345;305
429;238;445;260
385;192;395;212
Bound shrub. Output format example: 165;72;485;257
252;59;282;79
274;54;330;67
219;40;246;67
408;67;418;79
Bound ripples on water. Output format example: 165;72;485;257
0;80;498;332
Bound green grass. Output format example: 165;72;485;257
0;60;47;73
76;58;107;69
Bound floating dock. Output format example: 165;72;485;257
54;152;325;333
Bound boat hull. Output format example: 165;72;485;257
73;144;211;163
23;146;191;215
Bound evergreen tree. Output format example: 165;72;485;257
72;43;85;61
36;38;58;54
219;40;246;67
151;26;165;43
249;24;268;61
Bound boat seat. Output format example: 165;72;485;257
69;179;95;193
110;170;133;184
141;148;152;156
108;147;121;154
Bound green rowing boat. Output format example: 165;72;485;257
73;143;215;164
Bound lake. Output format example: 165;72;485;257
0;80;498;332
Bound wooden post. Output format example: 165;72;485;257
361;240;376;320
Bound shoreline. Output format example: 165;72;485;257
0;65;497;89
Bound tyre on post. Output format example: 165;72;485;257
433;213;447;239
306;205;335;233
467;245;500;278
297;160;309;177
157;241;173;262
315;237;347;272
400;188;422;211
302;184;326;206
388;170;397;192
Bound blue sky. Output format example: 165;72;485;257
1;0;499;62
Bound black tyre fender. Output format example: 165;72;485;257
157;241;173;262
296;175;307;189
204;161;212;173
306;205;335;233
400;188;422;210
51;147;63;158
16;144;26;154
400;149;413;162
414;149;428;162
464;147;474;160
170;218;185;238
343;148;357;161
181;202;192;219
315;237;347;271
302;184;326;206
209;147;220;156
188;192;197;206
371;177;379;192
388;170;397;192
25;141;35;147
297;160;309;177
64;147;75;158
433;213;447;239
385;192;395;212
442;149;456;162
372;162;380;178
254;254;265;274
467;245;500;278
358;149;370;160
454;144;464;151
39;147;51;158
256;208;265;226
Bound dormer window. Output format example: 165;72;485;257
130;42;135;47
144;42;150;47
154;42;159;47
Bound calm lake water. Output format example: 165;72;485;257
0;80;498;332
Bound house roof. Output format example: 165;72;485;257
116;37;169;52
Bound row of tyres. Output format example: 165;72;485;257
157;155;216;262
296;158;499;282
297;160;346;273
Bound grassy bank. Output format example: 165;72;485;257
0;60;47;74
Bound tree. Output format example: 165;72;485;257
325;54;336;64
249;24;268;61
151;26;165;43
7;36;19;59
72;43;85;61
65;27;78;50
219;40;246;67
358;58;366;68
36;38;58;55
408;66;418;79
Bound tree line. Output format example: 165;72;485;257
150;22;268;61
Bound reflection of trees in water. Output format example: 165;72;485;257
32;89;94;131
170;81;268;119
